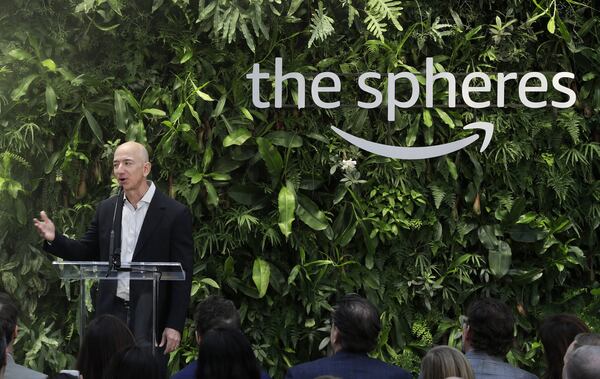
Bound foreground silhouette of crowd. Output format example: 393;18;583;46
1;291;599;379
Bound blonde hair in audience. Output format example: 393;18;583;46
420;345;475;379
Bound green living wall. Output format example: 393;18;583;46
1;0;599;377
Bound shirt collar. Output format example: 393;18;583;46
140;181;156;204
123;181;156;206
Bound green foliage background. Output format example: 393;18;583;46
1;0;599;377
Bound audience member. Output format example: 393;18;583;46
538;314;589;379
285;294;411;379
0;292;46;379
1;326;7;379
196;327;261;379
419;345;474;379
76;314;135;379
563;345;600;379
462;297;538;379
171;295;270;379
562;333;600;379
103;346;162;379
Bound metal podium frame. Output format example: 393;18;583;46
53;261;185;355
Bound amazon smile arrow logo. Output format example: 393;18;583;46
331;122;494;160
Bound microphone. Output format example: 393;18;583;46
107;186;123;275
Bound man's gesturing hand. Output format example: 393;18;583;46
33;211;56;242
158;327;181;354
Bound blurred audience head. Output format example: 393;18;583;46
462;297;514;357
569;332;600;352
0;326;7;378
562;333;600;378
77;314;135;379
194;295;241;343
331;294;381;354
538;314;589;379
196;327;260;379
0;292;19;349
420;345;475;379
564;345;600;379
103;346;161;379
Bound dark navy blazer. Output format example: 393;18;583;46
44;189;193;336
171;360;271;379
285;351;412;379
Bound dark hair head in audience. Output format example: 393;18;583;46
564;345;600;379
77;314;135;379
196;327;260;379
0;292;19;346
0;324;7;375
420;345;474;379
463;297;514;357
539;313;589;379
331;293;381;354
194;295;241;339
103;345;162;379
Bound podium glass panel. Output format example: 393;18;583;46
53;261;185;280
53;260;185;354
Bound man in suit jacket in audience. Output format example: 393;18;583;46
171;295;271;379
463;297;538;379
285;294;411;379
0;292;47;379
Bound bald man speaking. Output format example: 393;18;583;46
34;141;193;356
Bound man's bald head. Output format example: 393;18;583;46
115;141;149;163
113;141;151;196
565;345;600;379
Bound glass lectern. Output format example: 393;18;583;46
53;261;185;354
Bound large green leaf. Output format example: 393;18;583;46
204;181;218;206
478;225;500;250
266;131;303;148
228;184;265;206
256;137;283;179
297;194;328;231
277;183;296;238
114;90;128;133
489;241;512;278
252;258;270;298
223;128;252;147
45;85;57;117
83;107;103;143
10;74;38;101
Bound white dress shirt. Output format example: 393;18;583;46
116;181;156;300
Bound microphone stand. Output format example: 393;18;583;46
106;187;123;277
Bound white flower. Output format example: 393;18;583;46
340;159;357;172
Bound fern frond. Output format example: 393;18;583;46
365;12;387;41
444;192;457;209
557;110;583;145
365;40;382;55
429;185;446;209
239;18;256;52
560;147;589;166
308;3;335;48
496;192;514;211
565;124;580;145
1;151;30;169
369;0;403;31
348;4;359;27
582;143;600;161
